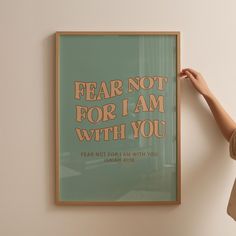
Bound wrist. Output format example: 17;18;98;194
202;89;214;101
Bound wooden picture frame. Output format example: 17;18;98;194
56;31;181;205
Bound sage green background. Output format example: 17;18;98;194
59;34;178;202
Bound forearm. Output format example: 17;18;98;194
203;91;236;141
180;68;236;141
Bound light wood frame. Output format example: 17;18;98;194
55;31;181;206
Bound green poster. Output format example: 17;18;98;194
56;32;181;205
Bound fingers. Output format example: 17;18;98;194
179;75;187;79
179;71;186;76
183;68;200;78
179;71;187;79
184;70;196;81
178;70;188;79
179;69;196;80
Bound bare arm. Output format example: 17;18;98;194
180;68;236;141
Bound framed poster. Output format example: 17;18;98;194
56;31;181;205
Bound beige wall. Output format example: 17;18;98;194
0;0;236;235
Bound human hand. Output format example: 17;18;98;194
179;68;212;98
